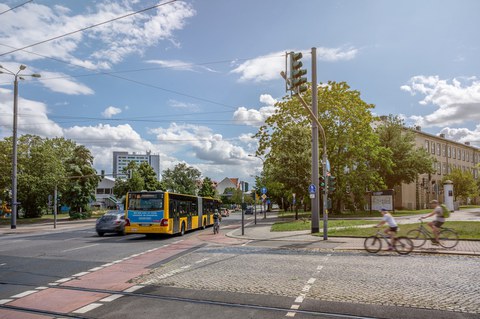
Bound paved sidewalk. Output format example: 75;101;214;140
0;218;96;236
226;210;480;256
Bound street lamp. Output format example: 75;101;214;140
0;64;41;229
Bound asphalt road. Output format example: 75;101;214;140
0;214;479;319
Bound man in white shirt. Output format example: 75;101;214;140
420;199;444;245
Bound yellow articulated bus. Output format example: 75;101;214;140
124;191;221;236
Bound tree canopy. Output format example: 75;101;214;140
161;163;201;195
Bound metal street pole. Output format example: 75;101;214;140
311;47;320;234
0;65;41;229
11;75;19;229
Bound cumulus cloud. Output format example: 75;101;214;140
231;47;358;83
168;99;199;110
150;123;249;165
39;71;94;95
0;88;63;138
401;76;480;127
102;106;122;118
233;94;277;126
0;1;196;68
440;126;480;147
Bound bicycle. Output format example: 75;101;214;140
364;229;413;255
407;220;459;248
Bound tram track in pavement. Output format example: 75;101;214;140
0;281;385;319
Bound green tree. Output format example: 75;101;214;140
220;187;236;204
62;145;100;215
198;176;216;198
161;163;201;195
16;135;66;217
443;168;478;202
256;81;390;213
376;115;435;188
138;162;162;191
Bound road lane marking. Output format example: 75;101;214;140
0;299;13;304
73;271;90;277
73;303;103;314
100;294;123;302
62;244;99;252
123;285;144;293
55;277;73;283
11;290;37;298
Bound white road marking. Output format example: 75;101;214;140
62;244;99;252
73;303;103;314
0;299;13;304
72;271;90;277
123;285;144;293
35;286;49;290
11;290;37;298
100;294;123;302
55;278;72;283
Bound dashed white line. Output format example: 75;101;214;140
0;299;13;305
73;303;103;314
123;285;144;293
100;294;123;302
55;277;72;283
72;271;90;277
11;290;37;298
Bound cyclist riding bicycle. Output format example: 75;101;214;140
374;208;398;251
213;209;222;232
420;199;444;245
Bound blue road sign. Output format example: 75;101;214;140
261;187;267;194
309;184;316;194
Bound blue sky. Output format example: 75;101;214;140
0;0;479;186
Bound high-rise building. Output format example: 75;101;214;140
112;151;160;180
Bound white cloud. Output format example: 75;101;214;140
168;99;199;110
39;71;94;95
0;88;63;138
233;94;277;126
146;59;216;73
150;123;249;165
440;126;480;148
102;106;122;118
402;76;480;127
0;1;196;68
231;47;358;83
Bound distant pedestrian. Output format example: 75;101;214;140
374;208;398;250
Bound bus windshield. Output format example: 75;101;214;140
128;192;164;211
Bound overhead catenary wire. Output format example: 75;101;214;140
0;0;33;16
0;0;179;57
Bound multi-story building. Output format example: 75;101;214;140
395;126;480;210
112;151;160;180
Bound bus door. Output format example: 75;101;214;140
187;205;192;230
171;201;180;233
198;197;203;228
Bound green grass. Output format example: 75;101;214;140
271;219;377;232
278;209;428;219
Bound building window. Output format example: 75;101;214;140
463;150;466;161
437;162;441;175
425;140;429;150
442;144;446;157
431;142;435;154
448;146;451;158
453;148;456;159
442;162;447;175
97;188;105;194
436;143;441;156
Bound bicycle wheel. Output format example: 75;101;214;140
364;236;382;253
438;229;459;248
393;236;414;255
406;229;427;248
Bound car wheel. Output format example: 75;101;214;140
97;232;104;237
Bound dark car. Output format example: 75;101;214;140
245;206;253;214
95;210;125;236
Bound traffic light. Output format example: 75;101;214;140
289;52;307;93
319;176;326;191
127;169;133;179
328;175;336;193
101;170;105;179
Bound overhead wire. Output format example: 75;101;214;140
0;0;179;57
0;0;32;16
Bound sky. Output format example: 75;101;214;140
0;0;479;186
